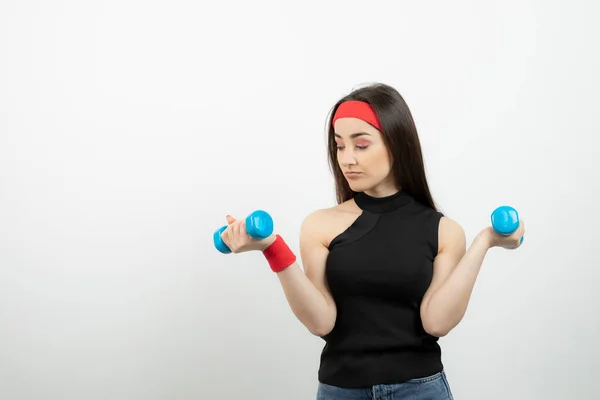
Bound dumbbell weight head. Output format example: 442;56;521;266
213;225;231;254
490;205;524;245
245;210;273;240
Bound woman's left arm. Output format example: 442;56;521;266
420;217;524;337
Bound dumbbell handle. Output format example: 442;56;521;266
213;210;274;254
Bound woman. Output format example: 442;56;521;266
220;83;525;399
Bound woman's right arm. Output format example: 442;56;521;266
272;210;337;337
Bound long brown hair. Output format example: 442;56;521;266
326;83;439;211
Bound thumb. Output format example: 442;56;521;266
226;215;236;224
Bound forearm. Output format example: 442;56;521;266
274;263;335;336
424;230;492;336
260;235;335;337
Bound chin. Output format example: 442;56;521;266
347;181;368;192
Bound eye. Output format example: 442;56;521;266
356;145;368;150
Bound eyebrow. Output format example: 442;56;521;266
334;132;371;139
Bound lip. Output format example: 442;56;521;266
344;172;362;177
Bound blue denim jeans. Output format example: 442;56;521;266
316;371;453;400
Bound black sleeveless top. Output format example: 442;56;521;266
319;190;445;388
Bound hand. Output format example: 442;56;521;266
482;219;526;250
220;215;276;253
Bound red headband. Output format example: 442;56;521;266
332;100;381;130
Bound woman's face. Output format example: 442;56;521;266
333;117;397;196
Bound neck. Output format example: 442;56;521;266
363;180;400;198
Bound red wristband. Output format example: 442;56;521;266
263;234;296;272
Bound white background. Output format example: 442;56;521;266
1;1;599;399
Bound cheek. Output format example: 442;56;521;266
365;149;391;173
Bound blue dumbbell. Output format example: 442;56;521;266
490;205;523;246
213;210;274;254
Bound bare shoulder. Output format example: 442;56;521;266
437;216;467;255
300;208;331;246
301;199;362;248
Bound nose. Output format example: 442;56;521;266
338;148;357;167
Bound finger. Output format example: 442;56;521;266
518;221;525;241
225;225;236;252
519;219;525;233
515;235;524;248
234;219;244;237
511;220;525;240
226;215;236;224
220;226;231;247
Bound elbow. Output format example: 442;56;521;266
425;326;450;338
307;318;335;337
422;318;453;338
309;327;331;337
421;307;465;338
